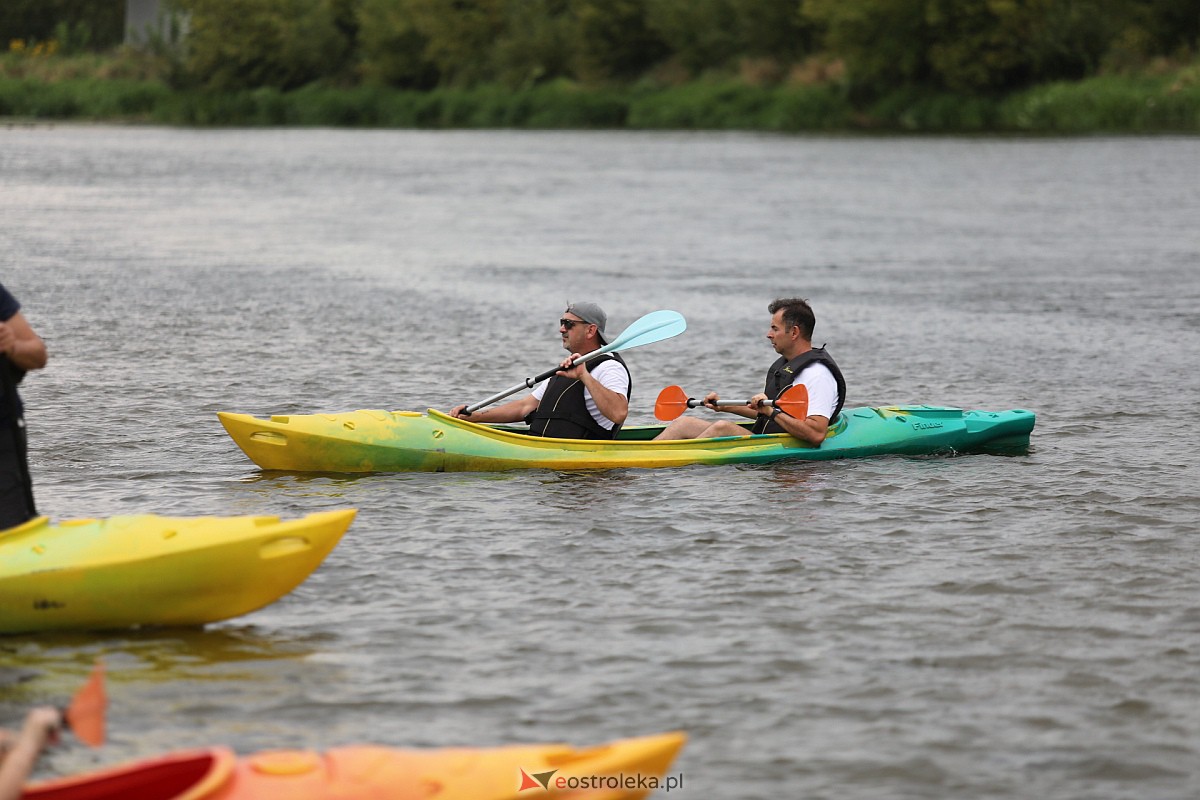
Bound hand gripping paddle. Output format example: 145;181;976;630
464;310;687;415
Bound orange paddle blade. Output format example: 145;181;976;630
66;661;106;747
654;385;692;421
772;383;809;419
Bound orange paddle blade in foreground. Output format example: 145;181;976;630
771;383;809;420
65;661;106;747
653;385;693;421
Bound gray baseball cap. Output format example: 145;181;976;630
565;301;608;344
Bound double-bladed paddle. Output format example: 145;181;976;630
654;383;809;422
463;310;687;415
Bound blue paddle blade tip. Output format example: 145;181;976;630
607;310;687;351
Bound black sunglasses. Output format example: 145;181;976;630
559;318;591;330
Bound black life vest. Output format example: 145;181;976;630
526;353;631;440
752;347;846;434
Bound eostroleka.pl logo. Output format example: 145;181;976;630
518;768;683;793
518;768;559;791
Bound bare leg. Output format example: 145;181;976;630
654;416;715;440
697;420;753;438
655;416;752;441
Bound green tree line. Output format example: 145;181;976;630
4;0;1197;96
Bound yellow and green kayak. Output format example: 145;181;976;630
217;405;1035;473
0;509;355;634
24;731;686;799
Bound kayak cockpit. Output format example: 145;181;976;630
24;748;236;799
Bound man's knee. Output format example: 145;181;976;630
657;416;708;440
701;421;749;438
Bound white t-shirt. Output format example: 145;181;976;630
791;363;839;420
531;359;630;430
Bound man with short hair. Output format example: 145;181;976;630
0;283;48;530
655;297;845;445
449;302;631;439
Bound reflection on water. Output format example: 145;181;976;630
237;470;367;494
1;625;325;690
761;461;815;491
533;469;647;514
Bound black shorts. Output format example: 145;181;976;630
0;418;36;530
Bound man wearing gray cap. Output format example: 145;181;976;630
449;302;631;439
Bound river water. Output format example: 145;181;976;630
2;126;1199;799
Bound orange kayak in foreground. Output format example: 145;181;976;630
23;732;686;800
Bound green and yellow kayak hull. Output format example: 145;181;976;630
0;509;355;634
217;405;1034;474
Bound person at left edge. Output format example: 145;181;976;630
449;302;631;439
0;707;62;800
0;282;48;531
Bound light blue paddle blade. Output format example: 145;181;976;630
597;310;687;355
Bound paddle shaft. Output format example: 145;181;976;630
48;706;83;745
654;383;809;422
463;348;608;414
48;706;97;748
683;397;789;411
462;310;686;415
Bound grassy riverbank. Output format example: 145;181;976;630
3;54;1198;133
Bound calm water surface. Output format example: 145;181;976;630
2;126;1199;799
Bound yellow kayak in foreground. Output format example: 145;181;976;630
24;731;686;799
0;509;355;634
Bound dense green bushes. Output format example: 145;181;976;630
0;76;168;118
162;0;1200;95
802;0;1199;97
177;0;352;91
1;0;1197;131
3;67;1197;132
5;1;1197;96
999;69;1200;131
